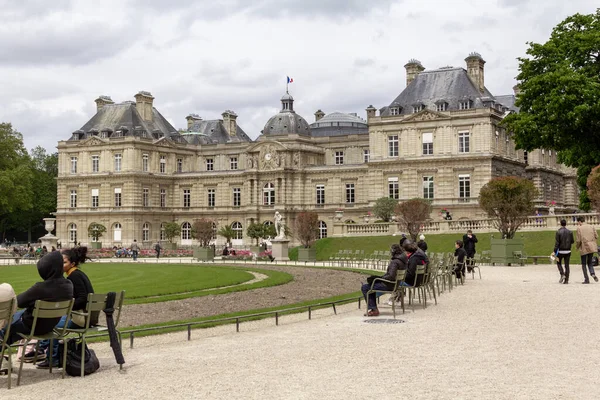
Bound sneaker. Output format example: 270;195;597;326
559;275;565;284
35;359;60;369
593;275;599;282
22;349;46;363
563;280;568;284
366;309;380;317
582;281;590;284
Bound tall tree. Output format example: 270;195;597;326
0;123;33;241
503;10;600;209
395;198;432;241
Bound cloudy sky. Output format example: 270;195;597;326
0;0;596;152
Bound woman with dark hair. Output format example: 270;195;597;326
31;247;98;368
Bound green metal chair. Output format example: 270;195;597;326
0;297;17;389
366;269;407;318
403;264;427;311
469;255;482;279
66;291;125;377
16;299;74;386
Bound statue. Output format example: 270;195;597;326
274;211;285;239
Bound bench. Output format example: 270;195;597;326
527;255;550;265
0;256;22;265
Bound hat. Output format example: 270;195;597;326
419;234;425;240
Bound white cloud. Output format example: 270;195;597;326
0;0;596;151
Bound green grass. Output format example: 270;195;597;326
293;230;600;262
0;264;292;304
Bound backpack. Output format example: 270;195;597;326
60;339;100;377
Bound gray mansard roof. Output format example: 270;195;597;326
495;94;519;112
380;67;497;116
72;102;184;142
183;120;252;145
310;112;368;136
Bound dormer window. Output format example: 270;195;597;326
458;100;472;110
436;102;448;112
390;107;400;116
412;104;424;113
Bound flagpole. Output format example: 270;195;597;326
286;79;288;94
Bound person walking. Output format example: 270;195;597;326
131;239;140;261
154;241;162;259
554;219;574;284
463;230;478;272
575;216;598;284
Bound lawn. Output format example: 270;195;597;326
289;230;600;262
1;264;261;300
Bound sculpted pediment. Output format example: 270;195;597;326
78;136;107;146
402;109;449;122
153;137;180;148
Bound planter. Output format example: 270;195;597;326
298;247;317;262
90;242;102;249
193;247;214;261
491;238;524;266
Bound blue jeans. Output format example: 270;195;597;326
361;282;406;310
0;310;30;346
38;315;81;360
580;253;596;282
132;250;138;261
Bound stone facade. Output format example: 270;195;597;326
55;54;577;248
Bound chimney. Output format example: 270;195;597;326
465;52;486;93
185;113;202;130
221;110;238;136
404;59;425;87
134;91;155;122
513;84;521;97
365;105;377;120
94;95;114;112
314;109;325;122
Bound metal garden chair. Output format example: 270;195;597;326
366;269;407;318
0;297;17;389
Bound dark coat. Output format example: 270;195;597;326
554;227;574;253
405;249;429;286
69;269;99;327
417;240;428;252
463;234;478;256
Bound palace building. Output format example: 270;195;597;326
55;53;577;247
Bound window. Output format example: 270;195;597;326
160;189;166;208
363;149;370;163
345;183;355;204
113;223;122;241
206;158;214;171
459;174;471;200
422;133;433;155
143;188;149;207
458;132;470;153
142;154;149;172
70;190;77;208
388;135;399;157
458;100;471;110
232;222;243;240
114;188;122;207
91;155;99;173
230;157;238;170
159;155;166;173
316;185;325;205
160;223;166;241
70;157;78;174
91;189;99;208
390;107;400;116
524;150;528;165
208;188;216;207
142;223;150;241
233;187;241;207
183;189;191;208
412;104;424;113
436;103;447;112
423;176;434;199
318;221;327;239
68;223;77;243
177;158;183;173
181;222;191;240
114;153;122;172
335;151;344;165
388;178;399;200
263;183;275;205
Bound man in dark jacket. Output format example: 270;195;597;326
454;240;468;279
362;244;407;316
0;251;73;345
554;219;574;284
403;241;429;286
463;230;478;271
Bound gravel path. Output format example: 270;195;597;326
119;265;365;327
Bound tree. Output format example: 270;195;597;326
87;223;106;241
502;10;600;210
479;176;538;239
192;218;214;247
163;222;180;243
395;198;432;241
373;197;399;222
217;225;235;246
294;211;319;248
586;165;600;211
246;223;264;246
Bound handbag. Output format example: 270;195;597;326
59;339;100;377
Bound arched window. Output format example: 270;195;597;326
113;222;122;241
232;222;243;240
160;223;166;241
68;223;77;243
318;221;327;239
263;183;275;205
142;223;150;242
181;222;192;240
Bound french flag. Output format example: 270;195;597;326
287;76;294;84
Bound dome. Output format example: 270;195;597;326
309;111;368;137
262;91;311;136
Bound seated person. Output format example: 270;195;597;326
222;246;229;256
417;234;428;253
403;241;429;287
0;283;17;330
362;244;407;317
0;252;73;346
454;240;467;279
33;247;98;368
